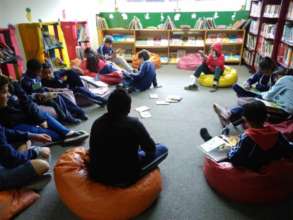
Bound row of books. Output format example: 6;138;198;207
282;25;293;45
250;1;262;17
287;1;293;21
243;49;254;66
96;16;108;29
246;34;256;50
257;37;273;57
224;54;241;62
112;34;135;43
194;18;216;29
263;4;280;18
249;20;259;35
205;33;243;44
260;23;276;39
136;39;169;47
277;43;293;68
169;38;205;47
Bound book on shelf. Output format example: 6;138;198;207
136;38;168;47
282;25;293;46
260;23;276;39
96;16;108;29
169;36;204;47
263;4;281;18
254;52;261;69
194;18;216;29
206;33;243;44
224;54;240;62
246;33;256;50
112;34;134;43
243;49;254;66
250;1;262;17
257;37;273;57
249;20;259;35
277;43;292;67
286;1;293;21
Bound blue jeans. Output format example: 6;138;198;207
13;112;70;141
138;144;168;178
74;87;107;105
194;63;222;81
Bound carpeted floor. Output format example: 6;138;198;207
16;65;293;220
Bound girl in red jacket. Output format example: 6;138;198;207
185;42;224;92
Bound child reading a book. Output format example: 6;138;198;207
184;42;224;92
123;50;160;93
200;101;293;170
97;36;134;73
233;57;278;97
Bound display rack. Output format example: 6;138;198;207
0;26;23;79
243;0;291;71
18;22;70;67
97;28;245;65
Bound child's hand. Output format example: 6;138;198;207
243;81;251;89
40;121;48;129
39;147;51;159
30;133;52;143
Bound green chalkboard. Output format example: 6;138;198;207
98;11;249;28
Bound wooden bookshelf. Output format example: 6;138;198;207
244;0;292;71
97;28;245;65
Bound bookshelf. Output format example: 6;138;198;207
97;28;245;65
244;0;291;71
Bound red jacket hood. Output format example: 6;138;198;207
245;125;279;151
212;42;222;55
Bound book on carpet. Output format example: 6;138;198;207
150;94;159;99
135;106;150;113
166;95;182;103
139;111;152;118
156;100;170;105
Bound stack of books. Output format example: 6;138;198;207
249;20;259;35
206;33;243;44
96;16;108;29
224;54;241;62
263;4;281;18
260;23;276;39
246;34;256;50
194;18;216;29
282;25;293;45
250;1;262;17
136;38;168;47
257;37;273;57
287;2;293;20
277;43;292;67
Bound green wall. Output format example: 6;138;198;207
98;11;249;28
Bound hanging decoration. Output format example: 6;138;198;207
145;12;150;20
109;14;114;20
25;8;32;22
174;13;181;21
213;12;219;19
231;12;236;21
121;13;128;20
191;13;197;19
160;13;165;22
62;9;66;20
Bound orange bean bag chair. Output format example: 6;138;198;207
0;190;39;220
203;157;293;203
54;147;162;220
132;52;161;69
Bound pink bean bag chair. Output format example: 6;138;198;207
203;157;293;203
177;53;203;71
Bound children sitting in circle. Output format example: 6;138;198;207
185;42;225;92
201;101;293;170
97;35;134;73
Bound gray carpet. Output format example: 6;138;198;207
16;65;293;220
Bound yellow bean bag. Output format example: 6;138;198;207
54;147;162;220
132;52;161;69
198;66;238;88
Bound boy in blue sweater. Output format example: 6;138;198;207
233;57;278;97
0;75;51;190
201;101;293;170
124;50;160;93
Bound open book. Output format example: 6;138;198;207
255;98;287;115
199;136;238;162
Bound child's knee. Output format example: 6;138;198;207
31;159;50;175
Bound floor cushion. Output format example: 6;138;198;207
177;53;203;70
0;190;39;220
97;72;123;85
269;120;293;141
203;157;293;203
54;147;162;220
132;52;161;69
198;66;238;88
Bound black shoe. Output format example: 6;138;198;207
184;84;198;91
62;130;89;146
78;114;88;121
210;84;218;93
65;117;81;124
200;128;212;142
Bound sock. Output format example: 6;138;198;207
190;75;197;85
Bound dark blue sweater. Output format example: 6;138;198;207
132;60;157;91
97;44;113;60
0;125;37;168
247;72;277;92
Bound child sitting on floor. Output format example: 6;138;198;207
185;42;224;92
41;62;107;106
123;50;160;93
21;59;88;124
0;75;88;144
200;101;293;170
233;57;279;97
97;35;134;73
88;88;168;187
